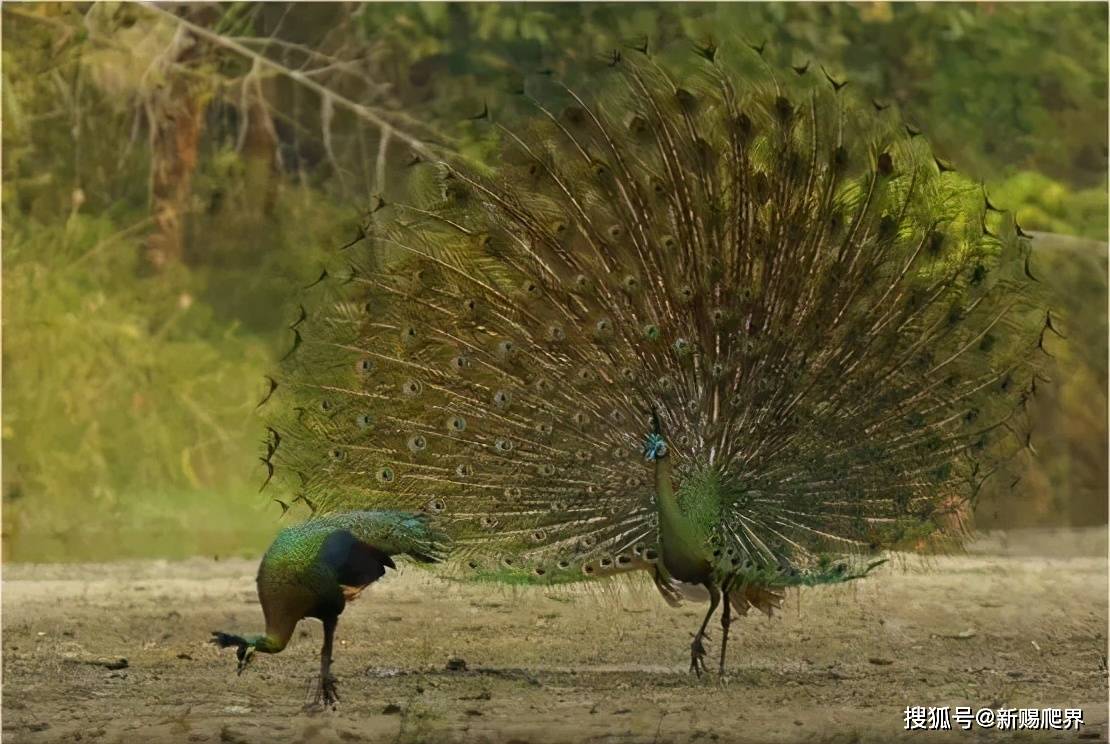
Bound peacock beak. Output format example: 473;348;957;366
236;646;256;675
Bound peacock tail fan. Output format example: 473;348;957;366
263;39;1049;590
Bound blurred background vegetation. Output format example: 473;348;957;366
3;2;1106;562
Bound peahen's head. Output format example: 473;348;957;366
210;631;259;675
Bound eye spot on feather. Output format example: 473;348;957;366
582;563;596;575
355;413;374;429
356;358;375;374
710;308;725;325
546;324;566;342
496;339;515;361
329;447;345;461
551;221;569;239
401;379;423;397
594;317;613;337
557;559;571;570
660;235;677;251
456;463;474;477
599;557;613;569
461;298;478;315
676;434;691;447
424;498;446;514
677;285;694;303
376;466;395;483
530;530;546;543
607;224;625;240
616;554;632;566
711;362;726;378
533;567;547;577
400;325;419;346
492;389;512;409
319;399;332;412
580;535;597;549
642;324;661;341
575;449;591;462
501;556;516;568
494;438;514;453
407;434;428;453
537;463;556;477
577;368;595;383
673;338;691;355
446;415;467;433
658;376;675;391
467;559;481;570
504;486;523;499
480;516;499;529
535;421;554;436
521;279;542;299
621;274;641;293
620;367;637;382
571;274;590;292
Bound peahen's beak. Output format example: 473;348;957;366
235;645;256;675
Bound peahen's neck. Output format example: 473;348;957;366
653;454;712;583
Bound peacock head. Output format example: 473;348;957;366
210;631;259;675
643;432;669;462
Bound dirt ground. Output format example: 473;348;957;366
3;529;1107;744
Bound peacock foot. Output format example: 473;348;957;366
312;673;340;708
689;634;709;677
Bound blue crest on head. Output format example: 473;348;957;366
643;432;668;461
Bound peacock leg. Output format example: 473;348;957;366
689;582;721;677
315;615;340;707
718;576;735;676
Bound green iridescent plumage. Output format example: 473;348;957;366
212;510;448;705
261;39;1048;676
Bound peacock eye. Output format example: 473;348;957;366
407;434;427;453
376;466;394;483
355;413;374;429
446;416;467;432
402;379;423;397
319;400;332;412
456;463;474;477
424;498;445;514
329;447;345;461
492;389;512;409
355;358;374;374
494;438;513;453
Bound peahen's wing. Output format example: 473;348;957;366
266;40;1047;585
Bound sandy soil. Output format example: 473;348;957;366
3;529;1107;744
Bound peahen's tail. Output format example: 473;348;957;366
261;38;1049;588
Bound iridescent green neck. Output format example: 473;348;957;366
653;453;712;582
247;632;288;654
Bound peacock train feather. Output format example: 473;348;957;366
260;39;1050;673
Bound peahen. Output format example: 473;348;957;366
257;39;1051;680
211;510;448;705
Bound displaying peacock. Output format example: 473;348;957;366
252;39;1052;684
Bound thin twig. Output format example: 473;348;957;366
140;2;440;159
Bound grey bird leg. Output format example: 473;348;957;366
316;615;340;707
719;576;735;676
690;582;721;677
